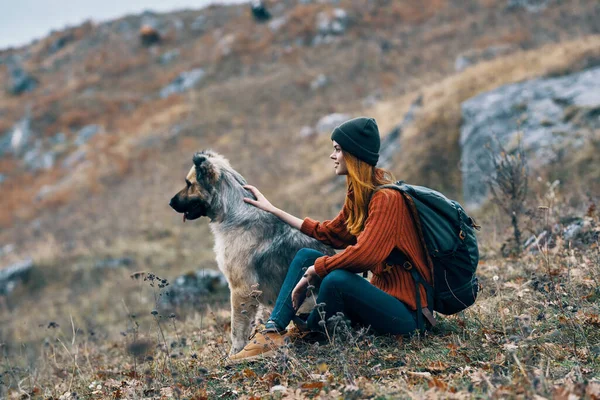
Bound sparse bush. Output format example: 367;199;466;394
485;135;528;256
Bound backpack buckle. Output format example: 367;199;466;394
403;261;413;271
459;230;466;240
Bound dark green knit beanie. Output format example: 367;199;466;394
331;117;380;166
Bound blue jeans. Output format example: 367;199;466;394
267;248;418;335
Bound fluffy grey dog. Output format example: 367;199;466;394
169;150;334;354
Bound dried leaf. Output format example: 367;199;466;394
300;381;325;390
242;368;257;379
424;360;449;372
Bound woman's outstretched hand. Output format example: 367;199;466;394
243;185;276;213
292;265;320;310
243;185;304;231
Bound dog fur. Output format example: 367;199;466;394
170;150;334;354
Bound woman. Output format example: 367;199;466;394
229;117;432;362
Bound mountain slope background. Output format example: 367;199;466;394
1;0;599;257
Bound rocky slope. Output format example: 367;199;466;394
0;0;598;262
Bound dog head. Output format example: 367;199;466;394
169;150;223;222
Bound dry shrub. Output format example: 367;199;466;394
397;35;600;199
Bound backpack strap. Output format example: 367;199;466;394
387;249;437;333
405;262;437;332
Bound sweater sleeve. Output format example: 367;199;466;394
300;206;356;249
313;190;404;278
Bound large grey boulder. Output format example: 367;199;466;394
460;66;600;209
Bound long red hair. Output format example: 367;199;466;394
343;152;395;236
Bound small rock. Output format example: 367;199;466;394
563;218;591;241
4;112;33;156
268;16;287;32
50;132;66;145
163;269;229;307
310;74;328;91
6;61;38;95
62;149;87;168
299;126;316;138
0;259;33;296
0;244;14;257
316;8;348;36
362;90;383;108
74;125;102;146
316;113;350;134
160;68;205;98
270;385;288;394
116;20;133;34
158;49;180;65
215;33;235;58
23;146;56;171
171;18;184;32
190;15;207;32
48;33;73;54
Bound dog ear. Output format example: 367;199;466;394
193;152;218;184
193;152;207;167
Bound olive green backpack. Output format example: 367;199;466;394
377;181;480;332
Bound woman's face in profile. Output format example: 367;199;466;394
330;140;348;176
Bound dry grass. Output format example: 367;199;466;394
0;199;598;398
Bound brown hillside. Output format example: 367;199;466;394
0;0;598;260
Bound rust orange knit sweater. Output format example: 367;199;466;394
300;188;433;311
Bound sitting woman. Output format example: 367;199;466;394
230;117;433;362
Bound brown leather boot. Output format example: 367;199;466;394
228;329;287;363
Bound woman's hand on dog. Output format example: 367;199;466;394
292;265;320;310
243;185;276;213
244;185;304;230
